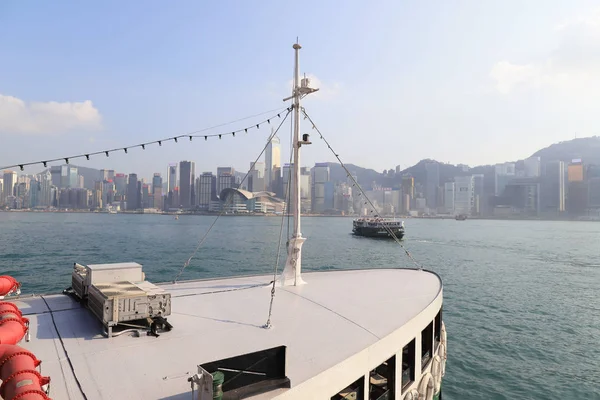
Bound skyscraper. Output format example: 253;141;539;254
167;163;177;193
541;161;565;213
444;182;455;214
2;171;17;200
127;173;139;210
524;157;541;178
265;131;281;191
311;163;330;213
216;167;235;197
197;172;214;209
495;163;516;196
454;175;474;216
179;161;195;209
425;162;440;210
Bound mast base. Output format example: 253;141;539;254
280;236;307;287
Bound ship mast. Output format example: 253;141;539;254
280;42;318;286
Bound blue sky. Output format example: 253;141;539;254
2;0;600;180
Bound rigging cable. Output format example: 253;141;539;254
0;107;290;171
173;109;292;283
301;107;424;270
40;295;89;400
264;105;296;328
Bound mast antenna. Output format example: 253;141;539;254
280;42;318;286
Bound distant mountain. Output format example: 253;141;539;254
321;136;599;190
531;136;600;165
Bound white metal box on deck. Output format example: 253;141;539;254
87;280;171;327
71;262;145;299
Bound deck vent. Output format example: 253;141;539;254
191;346;290;399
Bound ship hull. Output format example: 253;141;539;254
353;226;405;239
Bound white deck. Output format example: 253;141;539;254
12;269;442;400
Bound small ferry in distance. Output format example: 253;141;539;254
353;217;405;239
455;214;467;221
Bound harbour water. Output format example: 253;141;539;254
1;212;599;399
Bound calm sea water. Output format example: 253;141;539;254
1;212;599;399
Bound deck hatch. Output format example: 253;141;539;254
199;345;290;399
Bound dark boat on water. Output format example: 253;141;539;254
455;214;468;221
352;217;405;239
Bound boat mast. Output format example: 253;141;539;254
281;42;317;286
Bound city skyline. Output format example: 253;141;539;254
3;2;600;178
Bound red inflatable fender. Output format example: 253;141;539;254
0;277;20;298
0;344;50;399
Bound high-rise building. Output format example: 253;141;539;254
588;177;600;209
100;169;115;181
217;167;235;197
495;163;516;196
0;178;4;205
126;173;139;210
311;163;330;213
248;162;265;192
2;171;17;201
179;161;195;209
282;164;294;201
425;162;440;210
567;159;584;182
114;173;127;196
401;176;414;199
541;161;565;213
264;132;281;191
472;174;484;215
524;157;541;178
197;172;215;209
151;173;163;208
50;166;61;187
444;182;455;214
167;163;177;193
454;175;474;216
38;171;53;207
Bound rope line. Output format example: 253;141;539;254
0;107;290;171
302;107;424;270
173;109;292;283
263;107;296;328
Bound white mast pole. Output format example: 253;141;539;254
280;42;318;286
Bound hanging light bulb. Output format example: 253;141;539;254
189;136;192;141
142;144;145;150
65;158;69;164
204;136;207;141
174;137;178;143
105;151;109;157
218;134;222;139
232;132;235;137
158;141;162;146
43;162;47;167
124;148;128;154
85;154;90;160
19;165;24;171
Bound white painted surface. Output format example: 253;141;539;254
14;269;442;400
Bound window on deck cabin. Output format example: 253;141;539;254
434;308;442;349
331;376;364;400
369;355;395;400
421;321;434;370
401;339;415;389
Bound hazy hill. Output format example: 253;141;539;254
531;136;600;165
322;136;599;189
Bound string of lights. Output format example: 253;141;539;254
0;107;291;172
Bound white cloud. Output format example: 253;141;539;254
491;9;600;94
0;94;102;135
